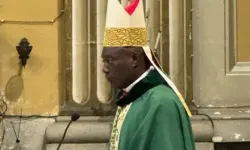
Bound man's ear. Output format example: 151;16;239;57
131;51;141;67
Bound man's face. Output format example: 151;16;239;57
102;47;134;89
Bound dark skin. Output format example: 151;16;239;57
102;46;150;89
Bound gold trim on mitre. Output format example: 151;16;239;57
103;27;147;47
103;0;147;47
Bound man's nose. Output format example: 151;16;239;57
102;63;109;74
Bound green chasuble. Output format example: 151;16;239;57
110;70;195;150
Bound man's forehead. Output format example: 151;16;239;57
102;46;144;57
102;47;127;56
103;46;127;51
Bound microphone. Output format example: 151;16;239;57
71;113;80;121
56;113;80;150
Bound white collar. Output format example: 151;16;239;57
123;66;154;93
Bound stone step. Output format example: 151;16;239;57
45;115;214;143
46;122;112;143
46;143;212;150
46;144;108;150
196;143;214;150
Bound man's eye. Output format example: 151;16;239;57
108;60;113;63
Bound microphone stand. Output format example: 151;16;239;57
56;113;80;150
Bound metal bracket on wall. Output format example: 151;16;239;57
16;38;33;67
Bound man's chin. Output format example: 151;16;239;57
109;82;122;89
106;78;125;89
110;83;119;89
106;78;118;88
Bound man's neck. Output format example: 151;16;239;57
123;66;153;93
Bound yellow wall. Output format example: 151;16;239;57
237;0;250;62
0;0;60;115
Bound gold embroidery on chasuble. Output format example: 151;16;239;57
110;104;132;150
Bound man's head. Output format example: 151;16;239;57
102;46;150;89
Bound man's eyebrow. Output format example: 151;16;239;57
123;46;132;48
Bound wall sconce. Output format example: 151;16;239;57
16;38;32;67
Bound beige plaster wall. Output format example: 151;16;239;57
0;0;60;115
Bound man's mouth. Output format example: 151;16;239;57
106;77;116;84
106;76;112;82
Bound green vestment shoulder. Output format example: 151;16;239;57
116;70;195;150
